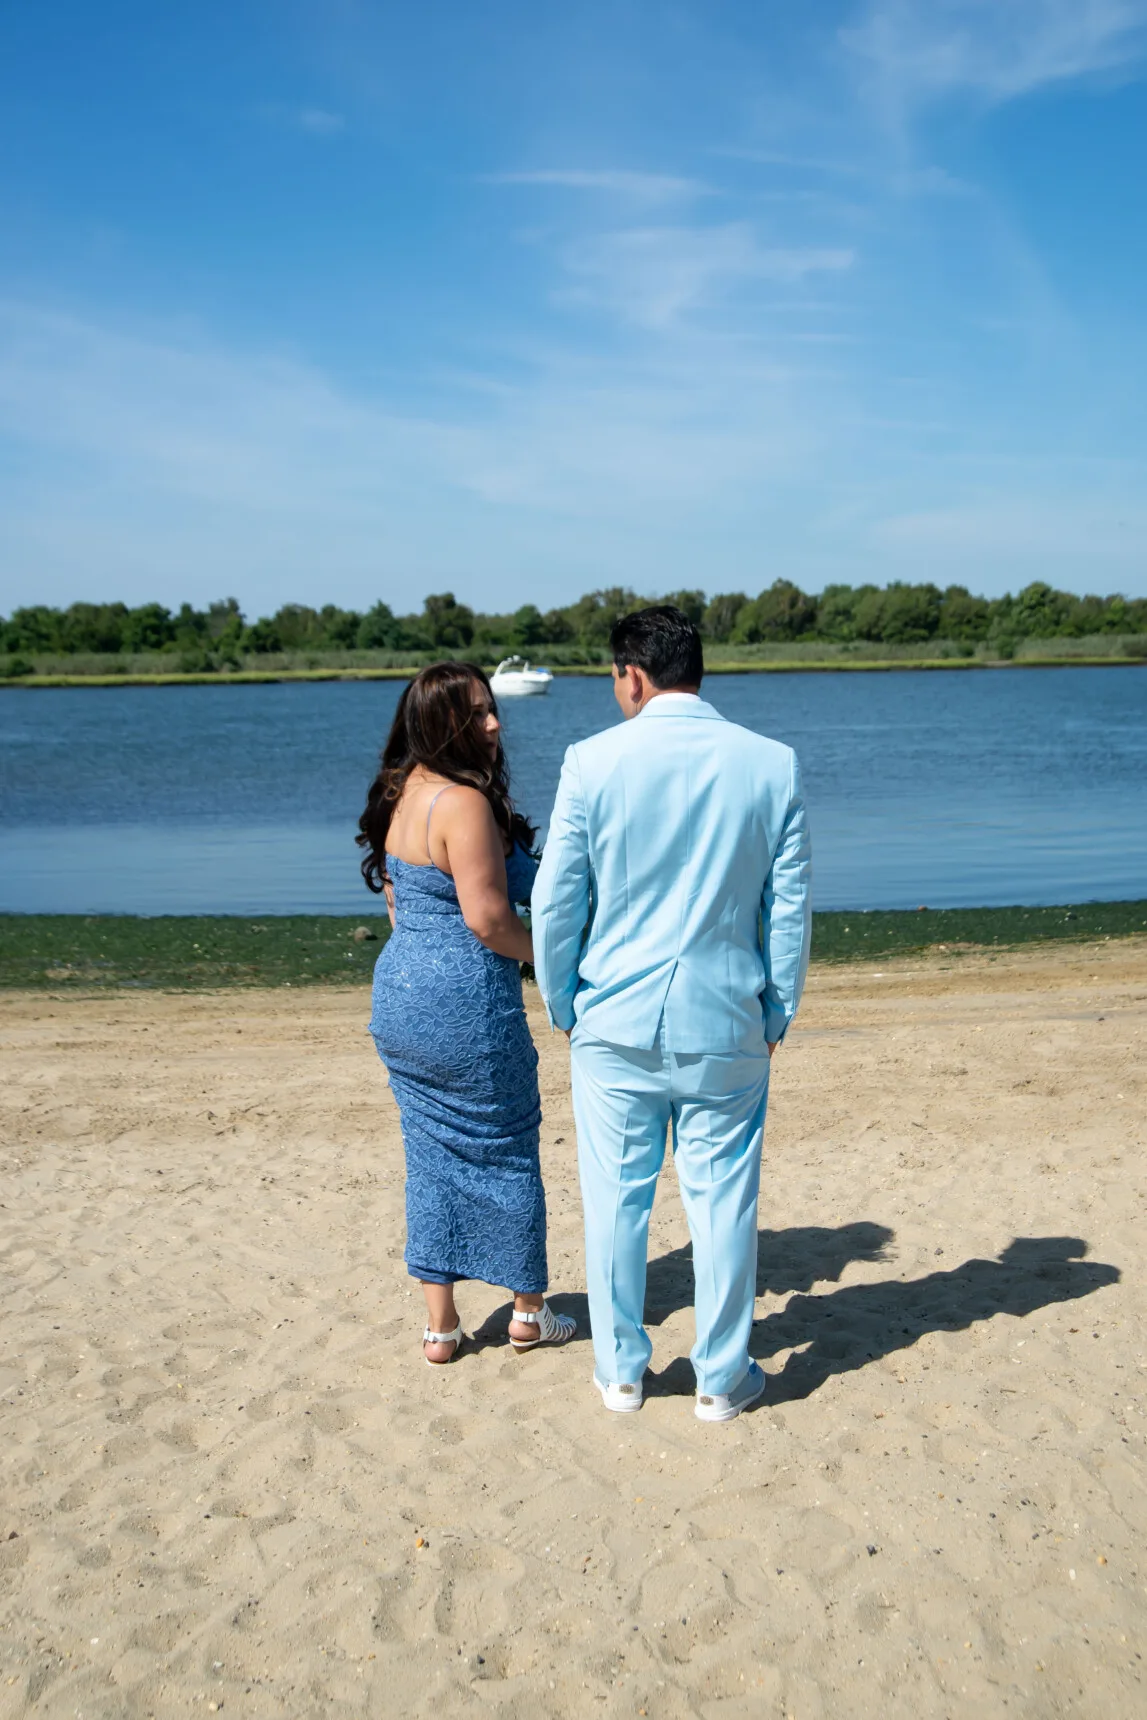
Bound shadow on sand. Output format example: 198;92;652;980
468;1225;1119;1400
467;1223;894;1352
645;1231;1119;1403
647;1220;897;1317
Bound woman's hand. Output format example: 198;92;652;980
432;786;534;964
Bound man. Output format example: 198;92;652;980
532;606;811;1421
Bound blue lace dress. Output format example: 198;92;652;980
369;841;546;1292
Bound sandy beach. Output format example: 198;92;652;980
2;940;1145;1719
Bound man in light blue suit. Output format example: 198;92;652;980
532;606;811;1421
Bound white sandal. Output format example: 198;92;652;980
508;1302;577;1353
422;1320;464;1366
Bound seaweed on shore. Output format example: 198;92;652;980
1;901;1144;991
809;900;1147;964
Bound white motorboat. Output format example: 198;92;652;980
490;656;553;697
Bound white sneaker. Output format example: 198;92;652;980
593;1373;643;1413
695;1361;767;1422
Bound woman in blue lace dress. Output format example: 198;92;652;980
357;663;576;1366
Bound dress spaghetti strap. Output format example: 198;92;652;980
424;786;449;861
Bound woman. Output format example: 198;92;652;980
357;662;576;1365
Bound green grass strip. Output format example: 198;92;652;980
4;655;1145;688
809;899;1147;964
1;901;1144;991
0;914;392;991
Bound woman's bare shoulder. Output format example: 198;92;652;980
434;782;495;823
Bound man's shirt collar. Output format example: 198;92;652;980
636;691;722;720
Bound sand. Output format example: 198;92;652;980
1;939;1145;1719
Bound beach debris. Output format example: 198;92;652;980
352;926;377;942
415;1535;427;1548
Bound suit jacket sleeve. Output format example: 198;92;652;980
761;749;812;1044
531;744;591;1032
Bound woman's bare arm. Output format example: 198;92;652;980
432;787;534;964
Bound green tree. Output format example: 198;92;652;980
702;593;747;642
2;606;62;653
270;605;325;649
240;618;283;654
813;585;866;642
58;602;130;653
1094;593;1147;634
540;608;574;644
172;603;210;649
659;589;706;626
938;586;990;644
207;599;244;647
565;588;640;647
986;592;1018;656
733;580;817;643
356;601;401;650
1071;594;1114;634
317;605;362;648
122;603;176;653
5;580;1142;666
884;583;942;643
472;612;514;650
509;604;545;647
853;583;941;644
1011;582;1075;639
423;592;475;649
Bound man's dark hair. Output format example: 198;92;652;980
610;605;704;690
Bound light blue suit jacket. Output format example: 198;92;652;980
531;692;812;1053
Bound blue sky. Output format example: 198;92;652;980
1;0;1145;616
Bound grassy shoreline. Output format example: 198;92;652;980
2;901;1144;990
2;651;1146;689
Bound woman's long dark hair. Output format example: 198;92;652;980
356;661;537;893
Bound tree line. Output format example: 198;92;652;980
3;580;1145;668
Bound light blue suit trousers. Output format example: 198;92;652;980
533;691;811;1398
571;1022;770;1395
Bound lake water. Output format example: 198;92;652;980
1;667;1144;915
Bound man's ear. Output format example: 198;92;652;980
630;664;652;708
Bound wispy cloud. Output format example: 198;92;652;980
4;3;1146;613
0;299;840;605
558;223;855;329
297;106;346;135
843;0;1147;110
714;144;975;199
890;164;977;197
872;494;1147;566
2;295;1143;609
710;146;865;177
257;103;348;136
485;168;711;203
